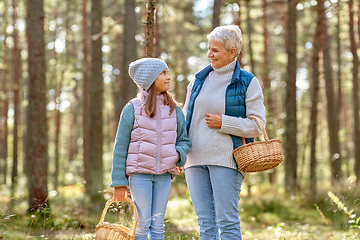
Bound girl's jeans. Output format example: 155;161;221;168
185;165;243;240
130;173;171;240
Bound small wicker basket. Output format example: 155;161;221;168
232;116;283;172
95;198;138;240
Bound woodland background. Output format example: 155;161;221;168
0;0;360;239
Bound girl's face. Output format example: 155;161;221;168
154;69;171;94
207;39;236;69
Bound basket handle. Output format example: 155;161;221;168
241;116;269;145
98;198;138;236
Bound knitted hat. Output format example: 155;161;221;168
128;58;168;91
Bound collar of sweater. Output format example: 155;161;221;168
212;60;237;77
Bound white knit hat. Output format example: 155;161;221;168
128;58;168;91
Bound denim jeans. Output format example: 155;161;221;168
130;173;171;240
185;165;243;240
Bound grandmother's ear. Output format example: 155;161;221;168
230;48;237;58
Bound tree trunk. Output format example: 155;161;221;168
310;13;321;202
245;0;255;75
281;1;287;53
154;0;160;58
64;0;78;163
12;0;21;192
261;0;269;99
336;2;342;114
145;0;155;57
212;0;221;29
52;8;61;190
88;0;104;203
261;0;276;184
26;0;49;211
317;0;342;183
172;0;179;99
113;33;122;125
68;83;79;162
0;0;9;185
54;80;61;190
336;0;347;176
179;50;189;104
349;0;360;184
284;0;298;194
120;0;137;111
82;0;90;191
358;0;360;51
235;1;244;67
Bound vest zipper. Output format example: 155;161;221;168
156;99;161;174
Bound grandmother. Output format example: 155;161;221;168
182;25;266;239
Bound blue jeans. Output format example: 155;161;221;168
130;173;171;240
185;165;243;240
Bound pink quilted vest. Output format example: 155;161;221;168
126;92;178;177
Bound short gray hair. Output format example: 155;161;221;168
207;25;242;56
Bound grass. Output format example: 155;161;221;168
1;181;360;239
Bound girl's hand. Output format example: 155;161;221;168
205;113;222;128
176;166;183;175
114;186;129;202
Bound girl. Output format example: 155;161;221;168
110;58;191;240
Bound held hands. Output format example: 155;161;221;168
205;113;222;128
113;186;129;202
176;152;183;175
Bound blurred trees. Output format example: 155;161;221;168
0;0;359;215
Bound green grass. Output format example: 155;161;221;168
1;182;359;239
237;183;360;239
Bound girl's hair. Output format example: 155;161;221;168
143;83;178;118
207;25;242;57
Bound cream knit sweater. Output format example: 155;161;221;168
182;60;266;173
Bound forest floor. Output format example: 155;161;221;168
1;182;359;239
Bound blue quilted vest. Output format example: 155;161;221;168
186;61;254;150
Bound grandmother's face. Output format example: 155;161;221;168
207;40;235;69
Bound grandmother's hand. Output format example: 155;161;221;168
205;113;222;128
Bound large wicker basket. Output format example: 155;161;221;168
232;116;283;172
95;198;138;240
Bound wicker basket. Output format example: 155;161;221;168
232;116;283;172
95;198;138;240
